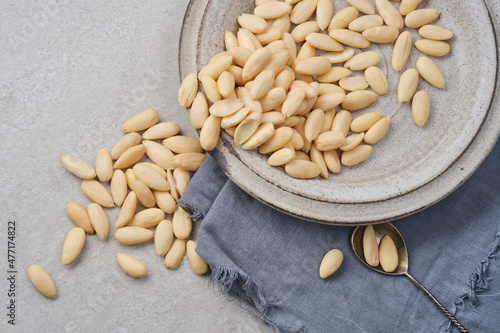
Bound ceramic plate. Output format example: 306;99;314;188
179;0;499;224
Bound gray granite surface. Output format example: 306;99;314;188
0;1;269;332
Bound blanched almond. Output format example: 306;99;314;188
364;117;390;144
399;0;422;16
136;163;168;178
398;68;419;103
291;128;305;150
317;67;351;83
164;239;186;269
405;9;441;29
242;48;273;81
416;57;445;89
285;160;321;179
412;90;430;126
339;77;369;91
294;57;331;75
305;109;325;142
282;88;306;117
341;90;378;111
167;169;178;201
340;132;365;151
319;249;343;278
178;73;198;108
162;136;203;154
251;70;276;99
290;0;317;24
321;48;355;64
143;140;175;170
274;67;294;91
122;109;159;132
291;22;320;43
296;42;317;60
190;93;209;130
329;29;370;49
290;81;318;99
351;112;384;132
314;93;346;110
306;33;344;52
28;265;56;298
237;29;257;52
418;25;453;41
238;13;268;34
341;145;372;166
240;123;275;150
225;30;238;50
282;32;297;63
273;14;292;34
87;203;109;241
310;144;328;178
364;66;388;95
392;31;412;72
217;71;236;98
65;202;94;234
116;191;137;228
258;126;293;154
346;0;376;15
350;16;383;34
173;168;190;196
362;26;399;44
260;87;287;111
379;235;399;272
171;153;207;171
254;1;292;19
61;155;96;180
414;39;450;57
316;0;334;30
132;164;170;192
328;7;358;30
321;109;336;134
155;220;173;256
323;149;341;173
187;241;209;275
315;131;346;151
256;27;283;45
199;74;221;103
375;0;403;30
199;54;233;79
262;111;284;126
363;225;379;267
318;83;345;95
344;51;381;71
142;122;180;140
221;107;250;129
62;227;85;265
117;253;147;278
111;132;142;160
229;47;252;68
153;190;176;214
125;169;156;208
267;147;296;166
295;151;311;161
110;170;127;207
234;112;262;144
115;227;153;245
127;208;165;228
81;180;114;208
113;144;146;170
331;110;352;137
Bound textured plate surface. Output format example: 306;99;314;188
179;0;499;224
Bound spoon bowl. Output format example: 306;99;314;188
351;222;469;333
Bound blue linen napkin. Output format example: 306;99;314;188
179;141;500;333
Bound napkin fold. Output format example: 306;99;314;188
179;142;500;333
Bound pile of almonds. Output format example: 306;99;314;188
178;0;453;179
28;109;209;298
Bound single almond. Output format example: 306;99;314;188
254;1;292;19
172;207;193;240
418;25;453;41
221;107;251;129
306;33;344;52
398;68;419;103
258;126;294;154
238;86;264;113
375;0;403;30
348;15;383;32
173;168;190;196
116;191;137;228
399;0;422;16
209;98;244;117
295;151;311;161
111;132;142;160
285;160;321;179
164;239;186;269
328;7;359;30
364;117;391;144
65;202;94;234
110;169;127;207
113;144;146;170
199;54;233;80
282;87;306;117
414;39;450;57
341;90;378;111
262;111;285;126
292;22;320;43
314;93;346;111
310;144;328;178
190;92;209;130
81;180;114;208
127;208;165;229
364;66;388;95
416;56;445;89
379;235;399;272
240;123;275;150
155;220;174;256
273;13;291;33
187;240;209;275
339;77;369;91
412;90;431;126
329;29;370;49
117;253;147;278
294;57;331;75
153;190;176;214
132;164;170;191
199;115;221;151
142;122;181;140
178;73;198;108
346;0;376;15
340;132;365;151
199;74;221;103
125;169;156;208
242;48;273;81
61;155;96;180
344;51;381;71
167;169;179;201
318;83;345;95
115;227;153;245
28;265;57;298
331;110;352;137
362;26;399;43
321;48;355;64
225;30;238;50
238;13;268;34
251;70;276;99
234;112;262;145
296;41;317;60
267;147;296;166
315;131;346;151
282;32;297;63
405;9;441;29
363;225;379;267
305;109;325;142
324;149;341;173
87;203;109;241
319;249;343;278
95;149;113;182
317;67;351;83
351;112;384;132
290;0;317;24
291;128;305;150
143;140;175;170
122;109;159;132
317;0;334;30
62;227;85;265
171;153;207;171
229;47;252;68
341;145;372;166
256;27;283;45
392;31;412;72
162;136;203;154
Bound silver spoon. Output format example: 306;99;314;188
351;222;469;333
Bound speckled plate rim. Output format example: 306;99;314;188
178;0;500;225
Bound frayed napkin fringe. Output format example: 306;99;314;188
440;231;500;332
178;200;204;223
209;265;310;333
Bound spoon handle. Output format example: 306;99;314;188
405;272;469;333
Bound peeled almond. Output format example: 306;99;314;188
117;253;147;278
62;228;85;265
319;249;343;279
28;265;57;298
122;109;159;132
